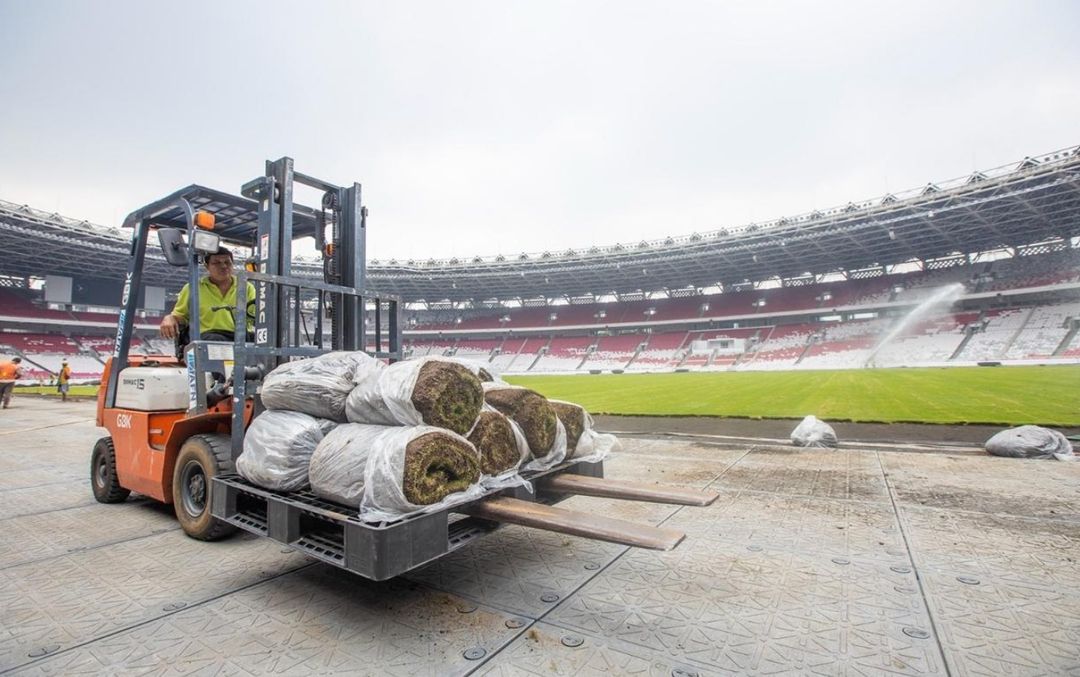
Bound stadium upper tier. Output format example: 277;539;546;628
1;146;1078;304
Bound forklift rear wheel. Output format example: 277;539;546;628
172;434;237;541
91;437;131;504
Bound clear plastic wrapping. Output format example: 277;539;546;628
549;399;618;464
790;415;839;448
985;425;1075;461
261;351;382;421
345;356;484;435
308;423;484;522
236;410;336;491
466;404;531;489
482;382;568;470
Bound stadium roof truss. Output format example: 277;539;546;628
1;146;1078;305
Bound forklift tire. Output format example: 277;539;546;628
172;433;237;541
91;437;131;504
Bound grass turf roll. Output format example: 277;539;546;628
467;411;522;475
484;387;558;457
477;368;494;382
402;431;481;505
550;401;586;459
410;360;484;435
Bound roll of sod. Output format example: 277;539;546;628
402;431;482;504
467;410;524;476
483;386;558;458
410;360;484;435
550;400;586;459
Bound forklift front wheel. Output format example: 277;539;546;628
91;437;131;504
172;434;237;541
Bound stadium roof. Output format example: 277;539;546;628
1;145;1078;304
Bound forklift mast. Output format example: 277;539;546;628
104;158;401;459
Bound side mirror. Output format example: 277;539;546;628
157;228;189;266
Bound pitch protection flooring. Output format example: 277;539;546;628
1;399;1078;675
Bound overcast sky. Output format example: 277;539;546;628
1;1;1077;261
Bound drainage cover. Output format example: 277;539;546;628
463;647;487;660
890;566;912;574
957;576;981;585
903;627;931;639
561;635;585;648
540;593;560;603
27;645;60;658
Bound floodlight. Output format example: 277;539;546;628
191;229;220;254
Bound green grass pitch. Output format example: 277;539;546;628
506;365;1080;426
14;384;99;398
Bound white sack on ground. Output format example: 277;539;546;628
261;351;383;421
345;356;484;435
308;423;484;522
236;410;336;491
790;415;839;448
985;425;1075;461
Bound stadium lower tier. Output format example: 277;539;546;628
408;299;1080;374
3;301;1078;383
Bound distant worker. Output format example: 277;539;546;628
159;247;256;343
58;359;72;402
0;356;25;409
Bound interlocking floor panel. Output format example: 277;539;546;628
663;489;908;565
611;437;750;467
918;569;1080;676
899;506;1080;588
405;524;626;617
881;453;1080;518
14;566;521;676
712;445;890;502
0;479;99;520
0;530;306;671
475;621;689;676
0;466;86;491
3;401;1080;675
601;450;738;490
0;498;177;569
546;541;946;676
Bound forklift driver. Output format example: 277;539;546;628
159;247;256;343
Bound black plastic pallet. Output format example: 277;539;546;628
211;460;604;580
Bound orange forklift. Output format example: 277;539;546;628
92;157;391;541
92;158;712;581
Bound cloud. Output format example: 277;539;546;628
0;0;1077;261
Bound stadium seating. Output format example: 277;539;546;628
1003;302;1080;359
2;249;1078;379
958;309;1027;361
0;289;74;321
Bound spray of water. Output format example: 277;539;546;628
863;283;966;367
